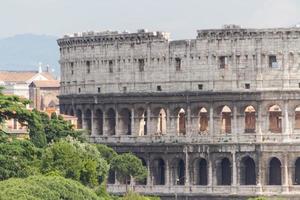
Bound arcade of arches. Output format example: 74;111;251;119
67;104;300;136
106;152;300;188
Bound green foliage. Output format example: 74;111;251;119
96;144;117;164
43;112;85;143
41;138;109;187
0;175;103;200
122;191;160;200
0;138;41;180
110;153;147;184
248;198;269;200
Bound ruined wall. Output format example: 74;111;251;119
58;26;300;96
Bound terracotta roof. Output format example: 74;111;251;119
31;80;60;88
0;71;55;83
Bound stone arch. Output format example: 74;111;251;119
217;157;231;185
152;158;165;185
119;108;131;135
171;158;185;185
268;104;282;133
268;157;282;185
76;109;83;129
294;158;300;185
106;108;116;135
193;158;208;185
295;106;300;129
220;105;232;134
95;109;103;135
137;108;147;136
198;107;209;133
84;109;92;133
240;156;256;185
176;108;186;135
244;105;256;133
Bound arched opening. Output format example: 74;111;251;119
295;106;300;129
217;158;231;185
136;158;147;185
295;158;300;185
153;158;165;185
106;108;116;135
137;108;147;136
157;108;167;134
245;106;256;133
193;158;208;185
177;108;186;135
221;106;231;134
269;157;282;185
119;108;131;135
95;109;103;135
107;169;115;184
76;109;82;129
84;109;92;133
240;156;256;185
269;105;282;133
172;159;185;185
199;107;208;133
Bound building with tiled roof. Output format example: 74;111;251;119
0;67;56;99
29;80;60;110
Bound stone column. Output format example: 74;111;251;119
165;159;170;186
284;101;290;141
186;105;191;136
166;107;172;135
232;151;237;192
147;158;151;185
115;108;120;136
257;151;263;194
284;153;289;193
103;110;108;136
82;109;86;130
209;105;214;141
257;103;263;142
185;146;190;186
131;107;135;136
147;106;151;135
90;109;95;136
233;104;238;142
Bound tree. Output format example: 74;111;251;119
43;112;85;143
0;175;103;200
110;153;147;191
95;144;117;164
0;135;41;180
41;138;108;187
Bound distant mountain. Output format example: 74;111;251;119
0;34;60;75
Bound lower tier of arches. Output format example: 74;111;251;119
103;143;300;197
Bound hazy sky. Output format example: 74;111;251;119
2;0;300;39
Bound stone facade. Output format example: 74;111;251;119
58;25;300;199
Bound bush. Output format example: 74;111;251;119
0;175;103;200
41;138;108;187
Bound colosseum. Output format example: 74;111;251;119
58;25;300;200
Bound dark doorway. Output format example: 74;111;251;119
295;158;300;185
240;157;256;185
153;159;165;185
269;157;282;185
